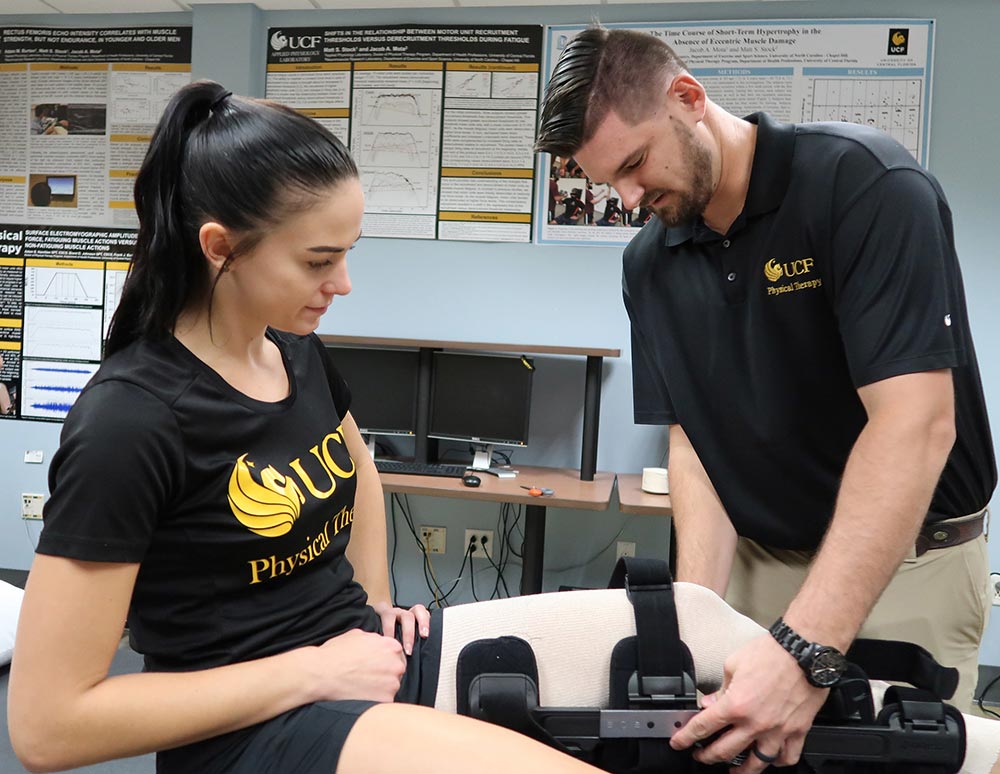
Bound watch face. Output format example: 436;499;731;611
809;647;847;687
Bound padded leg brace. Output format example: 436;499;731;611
432;583;1000;774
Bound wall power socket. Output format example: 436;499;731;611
465;529;494;560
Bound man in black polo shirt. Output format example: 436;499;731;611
536;27;996;771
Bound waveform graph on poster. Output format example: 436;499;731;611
0;224;135;422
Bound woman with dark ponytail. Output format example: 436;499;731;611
8;81;606;774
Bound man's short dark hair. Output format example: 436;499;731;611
535;27;688;159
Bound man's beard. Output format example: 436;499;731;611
646;122;714;228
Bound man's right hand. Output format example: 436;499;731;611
670;632;828;772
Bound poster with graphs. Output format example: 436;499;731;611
265;25;542;243
0;225;133;422
0;26;192;230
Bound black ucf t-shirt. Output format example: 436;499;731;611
38;330;378;672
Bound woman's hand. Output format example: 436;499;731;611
371;601;431;656
312;629;408;703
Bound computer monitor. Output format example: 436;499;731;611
428;352;534;470
324;346;419;440
46;176;75;197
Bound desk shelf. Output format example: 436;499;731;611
321;335;619;359
616;473;673;517
379;466;615;510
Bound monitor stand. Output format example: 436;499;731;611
469;443;518;479
469;444;494;471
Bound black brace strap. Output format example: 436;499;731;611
608;557;696;773
608;556;692;703
847;639;959;700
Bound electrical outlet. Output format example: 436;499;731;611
991;573;1000;606
419;525;446;554
21;493;44;520
616;541;636;561
465;529;494;560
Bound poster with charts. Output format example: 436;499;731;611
0;26;192;230
0;225;133;422
265;25;542;243
537;19;934;246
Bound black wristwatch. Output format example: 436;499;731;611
769;617;847;688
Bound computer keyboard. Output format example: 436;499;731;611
373;459;469;478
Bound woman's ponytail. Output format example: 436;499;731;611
106;81;229;356
105;80;356;357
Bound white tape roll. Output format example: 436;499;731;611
641;467;669;494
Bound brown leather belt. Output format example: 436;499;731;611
915;509;987;557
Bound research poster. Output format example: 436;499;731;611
537;19;934;246
0;26;192;230
0;225;134;422
265;25;543;243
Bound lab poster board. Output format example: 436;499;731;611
0;224;134;422
536;19;935;246
265;25;543;243
0;26;192;230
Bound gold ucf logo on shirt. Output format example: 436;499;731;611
764;257;823;296
226;426;358;584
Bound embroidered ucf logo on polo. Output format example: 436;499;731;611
763;256;823;296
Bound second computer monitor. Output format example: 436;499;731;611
325;346;419;436
428;352;533;448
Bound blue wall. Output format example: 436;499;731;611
2;0;998;659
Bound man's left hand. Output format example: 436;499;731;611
670;632;829;772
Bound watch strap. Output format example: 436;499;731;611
769;617;814;664
769;617;846;688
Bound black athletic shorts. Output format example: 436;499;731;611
156;611;442;774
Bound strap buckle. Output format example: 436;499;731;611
627;669;697;707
